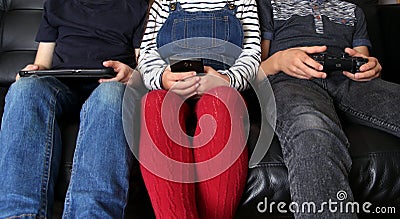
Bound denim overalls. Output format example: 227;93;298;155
156;1;244;70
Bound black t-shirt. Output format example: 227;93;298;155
36;0;148;69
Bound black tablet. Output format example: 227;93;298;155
19;68;116;78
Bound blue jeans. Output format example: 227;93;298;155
265;72;400;219
0;77;133;218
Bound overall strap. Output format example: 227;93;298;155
169;0;181;12
225;0;237;14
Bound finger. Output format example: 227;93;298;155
358;63;372;72
358;58;376;72
344;47;363;57
303;56;323;71
169;72;197;81
170;76;200;90
171;84;199;97
286;61;313;79
103;60;118;69
354;70;380;80
297;45;327;54
120;75;131;84
343;70;377;81
344;48;369;59
303;68;326;79
344;47;357;56
99;72;124;83
301;58;326;78
343;71;357;80
164;73;199;90
203;66;212;71
286;68;312;80
22;64;39;71
203;66;217;73
179;83;200;96
302;68;326;79
119;69;133;84
293;51;325;79
199;74;229;87
99;77;117;83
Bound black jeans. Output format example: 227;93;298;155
265;72;400;219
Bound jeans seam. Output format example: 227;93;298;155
340;104;400;134
274;119;286;145
63;101;88;218
5;214;39;219
39;88;60;218
351;151;400;159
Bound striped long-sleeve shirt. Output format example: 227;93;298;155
138;0;261;91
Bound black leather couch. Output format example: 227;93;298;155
0;0;399;218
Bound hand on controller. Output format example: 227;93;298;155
261;46;327;79
343;48;381;81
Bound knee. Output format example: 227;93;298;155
84;82;126;114
6;77;59;104
142;90;167;106
141;90;182;112
284;112;342;145
197;86;245;115
92;82;125;104
282;112;350;162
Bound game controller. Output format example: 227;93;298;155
309;53;368;73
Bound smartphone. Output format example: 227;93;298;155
170;58;204;75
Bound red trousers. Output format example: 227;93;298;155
139;87;248;219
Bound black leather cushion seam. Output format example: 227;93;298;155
2;49;38;52
2;0;44;11
10;9;43;11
